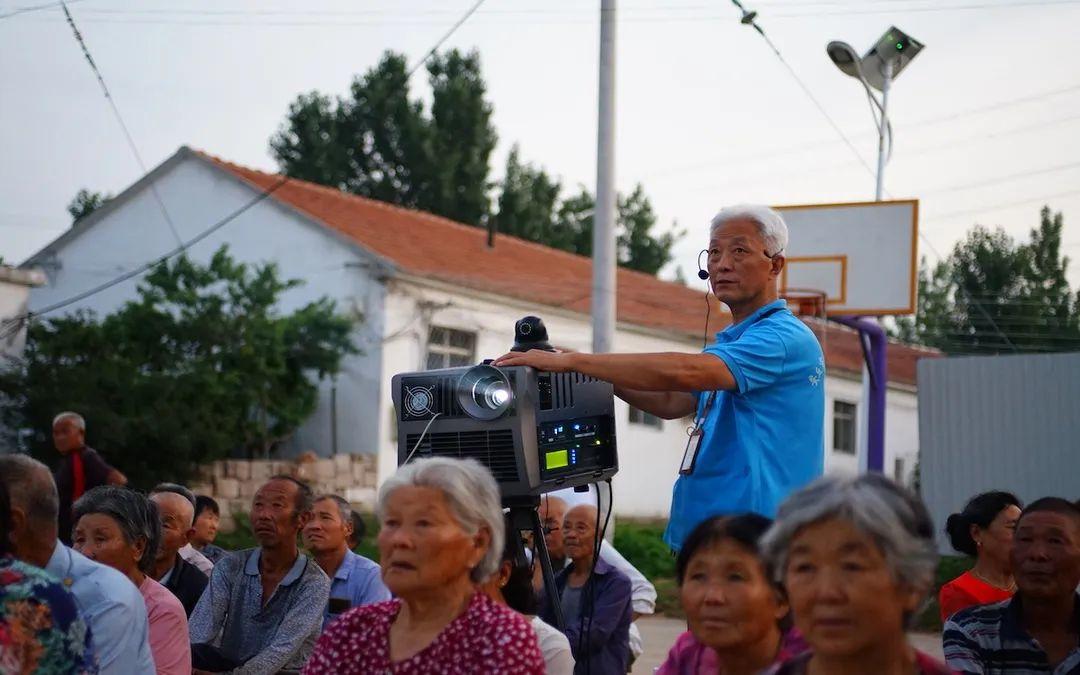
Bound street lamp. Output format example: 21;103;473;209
827;26;924;199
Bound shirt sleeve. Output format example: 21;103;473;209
84;584;155;675
598;541;656;615
704;326;788;394
81;449;114;486
941;616;987;675
232;570;330;675
188;556;234;644
300;606;367;675
355;568;392;606
939;581;976;623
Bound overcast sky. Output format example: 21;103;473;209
3;0;1079;292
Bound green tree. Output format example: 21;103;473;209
0;246;356;488
271;48;681;273
894;206;1080;354
67;189;112;224
270;50;494;226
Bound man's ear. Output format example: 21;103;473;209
182;527;195;545
770;254;785;279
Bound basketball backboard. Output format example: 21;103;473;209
773;200;918;316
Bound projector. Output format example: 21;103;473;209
391;362;619;499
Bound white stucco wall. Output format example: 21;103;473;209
377;276;922;518
26;156;387;458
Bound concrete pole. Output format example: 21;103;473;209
592;0;617;356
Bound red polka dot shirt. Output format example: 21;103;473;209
301;591;545;675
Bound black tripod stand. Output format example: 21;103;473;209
504;495;565;631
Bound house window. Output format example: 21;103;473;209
425;327;476;370
628;406;662;429
833;400;857;455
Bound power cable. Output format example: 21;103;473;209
406;0;488;77
4;0;491;341
923;188;1080;222
0;0;82;20
920;160;1080;196
727;0;879;182
59;2;184;248
0;177;288;342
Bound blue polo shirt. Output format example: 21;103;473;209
323;549;391;627
664;300;825;551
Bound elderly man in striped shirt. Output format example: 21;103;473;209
943;497;1080;674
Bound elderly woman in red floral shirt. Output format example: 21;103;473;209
302;457;544;675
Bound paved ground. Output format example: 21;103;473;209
634;616;944;673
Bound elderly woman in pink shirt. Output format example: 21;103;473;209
73;486;191;675
658;514;807;675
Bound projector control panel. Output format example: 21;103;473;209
537;415;615;482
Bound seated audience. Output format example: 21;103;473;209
944;497;1080;673
73;486;191;675
482;515;574;675
302;457;544;674
148;488;209;616
539;504;633;675
658;514;807;675
192;495;229;564
0;455;155;675
940;491;1023;621
150;483;214;576
537;494;657;660
302;494;390;627
189;475;329;674
0;477;96;674
762;474;951;674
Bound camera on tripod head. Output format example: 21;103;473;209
391;316;619;499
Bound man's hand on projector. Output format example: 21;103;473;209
493;350;577;373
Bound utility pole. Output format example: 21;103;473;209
874;59;893;201
592;0;617;355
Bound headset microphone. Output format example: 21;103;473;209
696;249;710;280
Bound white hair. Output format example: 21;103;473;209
761;474;938;627
52;411;85;431
377;457;504;583
709;204;789;257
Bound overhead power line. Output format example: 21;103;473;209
0;0;83;20
59;2;183;248
3;0;492;342
406;0;489;77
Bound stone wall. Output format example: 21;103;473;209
189;454;379;533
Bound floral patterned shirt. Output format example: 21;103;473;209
0;555;97;674
301;591;545;675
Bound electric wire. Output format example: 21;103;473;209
0;177;289;342
0;0;83;20
59;2;184;248
406;0;488;77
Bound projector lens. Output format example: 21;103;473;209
456;365;514;421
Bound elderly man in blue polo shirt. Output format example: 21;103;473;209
302;494;390;627
189;475;330;674
496;204;825;551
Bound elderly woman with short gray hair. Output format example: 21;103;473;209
302;457;544;675
72;486;191;675
762;474;952;675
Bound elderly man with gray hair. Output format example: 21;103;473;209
496;204;825;551
51;411;127;545
0;454;155;674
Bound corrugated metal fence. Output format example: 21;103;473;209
919;352;1080;554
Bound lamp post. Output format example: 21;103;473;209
825;27;923;474
827;27;923;200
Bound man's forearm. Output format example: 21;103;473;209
568;352;734;392
614;387;696;420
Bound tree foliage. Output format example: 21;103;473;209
0;247;356;488
270;50;681;274
67;189;112;224
894;207;1080;354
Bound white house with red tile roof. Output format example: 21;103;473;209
23;147;936;517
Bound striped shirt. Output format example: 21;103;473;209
943;593;1080;674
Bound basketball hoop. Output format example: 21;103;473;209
780;288;828;319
